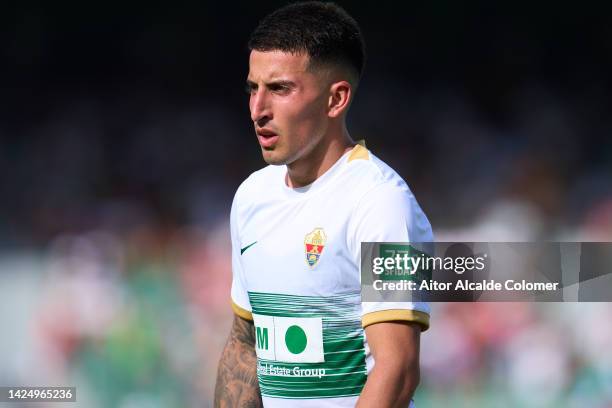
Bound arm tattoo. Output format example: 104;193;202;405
214;316;263;408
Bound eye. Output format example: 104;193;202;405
269;84;291;94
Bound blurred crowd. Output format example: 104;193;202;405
0;224;233;407
1;223;612;407
2;83;612;247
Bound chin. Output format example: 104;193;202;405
261;150;288;166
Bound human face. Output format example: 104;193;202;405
246;50;330;166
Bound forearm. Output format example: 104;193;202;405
214;316;263;408
356;362;418;408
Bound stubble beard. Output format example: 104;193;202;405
261;146;290;166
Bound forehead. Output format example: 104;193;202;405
248;50;311;81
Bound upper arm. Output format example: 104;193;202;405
230;314;256;348
365;321;421;363
359;321;422;407
365;321;421;380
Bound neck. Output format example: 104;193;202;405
286;126;354;188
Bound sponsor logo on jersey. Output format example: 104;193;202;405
252;314;325;363
240;241;257;255
304;228;326;268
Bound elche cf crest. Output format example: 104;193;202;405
304;228;326;267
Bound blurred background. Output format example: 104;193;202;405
1;1;612;407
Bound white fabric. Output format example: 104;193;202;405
230;146;432;407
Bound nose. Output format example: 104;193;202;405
250;89;272;125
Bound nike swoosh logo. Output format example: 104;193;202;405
240;241;258;255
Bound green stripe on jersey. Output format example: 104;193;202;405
248;291;367;399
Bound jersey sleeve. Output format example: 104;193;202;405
229;191;253;321
347;181;433;331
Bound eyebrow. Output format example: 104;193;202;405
245;79;297;90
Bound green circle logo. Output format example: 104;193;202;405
285;325;307;354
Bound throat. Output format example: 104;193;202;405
286;167;317;188
285;143;355;188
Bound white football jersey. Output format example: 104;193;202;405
230;144;433;407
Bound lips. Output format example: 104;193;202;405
256;129;279;148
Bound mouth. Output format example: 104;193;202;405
256;129;279;148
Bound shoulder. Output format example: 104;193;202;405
345;146;434;242
344;145;413;199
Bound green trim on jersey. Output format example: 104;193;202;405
248;291;367;399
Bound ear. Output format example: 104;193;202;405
327;80;352;118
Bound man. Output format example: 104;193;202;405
215;2;432;407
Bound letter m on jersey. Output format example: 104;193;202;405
256;327;269;350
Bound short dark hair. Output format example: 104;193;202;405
248;1;366;84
